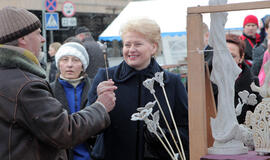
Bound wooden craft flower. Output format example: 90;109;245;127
131;101;157;121
154;71;164;87
236;98;245;116
143;78;155;94
137;101;156;112
245;101;270;154
236;90;258;116
245;111;253;126
131;102;159;134
131;108;152;121
238;90;249;104
133;72;186;159
145;111;160;134
247;94;257;106
238;90;257;106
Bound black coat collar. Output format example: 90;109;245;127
112;58;169;84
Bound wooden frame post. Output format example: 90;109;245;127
204;63;216;148
187;13;208;160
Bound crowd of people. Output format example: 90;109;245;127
0;6;116;160
204;14;270;124
0;6;188;160
0;4;269;160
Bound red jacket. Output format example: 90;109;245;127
240;33;261;66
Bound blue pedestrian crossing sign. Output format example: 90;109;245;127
45;12;59;30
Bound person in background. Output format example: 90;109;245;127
0;6;116;160
259;14;270;43
240;15;261;66
226;34;261;124
64;36;83;44
203;22;214;71
252;16;270;76
258;17;270;86
48;42;61;82
50;42;94;160
202;22;218;105
38;51;47;71
75;26;106;79
88;18;189;160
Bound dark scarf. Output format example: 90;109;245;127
112;58;169;84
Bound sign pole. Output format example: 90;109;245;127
42;0;47;66
50;30;54;45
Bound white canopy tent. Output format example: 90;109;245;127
100;0;270;65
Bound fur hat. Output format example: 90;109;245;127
55;42;89;72
243;15;258;27
0;6;41;44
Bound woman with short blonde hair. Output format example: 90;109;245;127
89;18;189;160
120;18;162;56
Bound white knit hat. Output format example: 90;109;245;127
55;42;89;71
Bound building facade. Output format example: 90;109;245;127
1;0;131;54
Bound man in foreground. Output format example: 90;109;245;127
0;6;117;160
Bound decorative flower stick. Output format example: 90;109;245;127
103;53;109;80
131;102;177;160
152;129;176;160
99;41;109;80
154;72;186;160
151;111;177;158
143;78;184;160
152;94;184;160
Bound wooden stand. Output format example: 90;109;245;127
187;1;270;160
201;151;270;160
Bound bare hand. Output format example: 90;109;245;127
97;79;117;96
96;79;117;112
96;91;116;112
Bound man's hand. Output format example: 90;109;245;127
97;79;116;96
96;80;117;112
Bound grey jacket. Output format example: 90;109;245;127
82;37;106;79
251;38;268;76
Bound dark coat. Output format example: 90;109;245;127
235;62;262;124
204;45;214;72
251;38;268;76
50;76;93;160
240;33;261;61
49;56;58;83
0;45;110;160
204;45;218;105
88;59;189;160
82;37;106;79
50;76;92;114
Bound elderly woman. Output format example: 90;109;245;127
88;18;189;160
50;42;94;160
